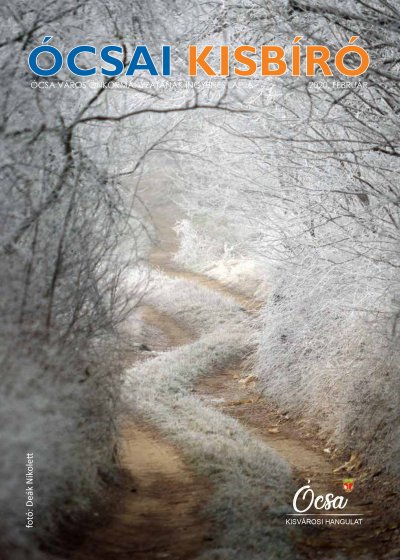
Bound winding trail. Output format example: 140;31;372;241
72;196;391;560
149;222;377;559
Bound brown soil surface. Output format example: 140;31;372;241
70;424;211;560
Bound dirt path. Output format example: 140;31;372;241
72;199;398;560
149;278;373;557
72;423;211;560
147;217;392;559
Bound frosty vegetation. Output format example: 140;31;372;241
0;1;215;557
1;0;399;558
172;0;400;476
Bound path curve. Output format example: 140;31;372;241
73;197;391;560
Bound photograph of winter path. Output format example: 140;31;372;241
1;1;400;559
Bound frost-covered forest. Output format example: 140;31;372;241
1;1;399;559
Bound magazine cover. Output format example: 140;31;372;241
1;1;399;559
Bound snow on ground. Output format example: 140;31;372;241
123;273;295;560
